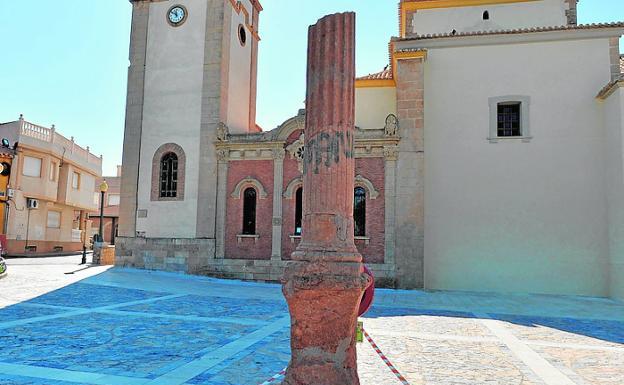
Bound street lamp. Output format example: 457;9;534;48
98;180;108;243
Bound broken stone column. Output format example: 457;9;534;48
281;12;369;385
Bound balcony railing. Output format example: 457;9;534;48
18;116;102;169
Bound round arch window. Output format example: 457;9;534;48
238;24;247;46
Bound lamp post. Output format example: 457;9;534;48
98;180;108;243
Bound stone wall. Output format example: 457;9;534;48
115;235;396;287
115;237;216;274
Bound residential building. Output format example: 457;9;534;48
0;115;102;254
117;0;624;300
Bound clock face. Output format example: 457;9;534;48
168;6;186;26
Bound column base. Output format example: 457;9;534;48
281;260;370;385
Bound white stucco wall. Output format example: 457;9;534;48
226;0;253;134
604;87;624;300
355;87;397;129
136;0;207;238
423;37;612;297
411;0;568;37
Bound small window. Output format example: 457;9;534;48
488;95;530;142
238;24;247;46
47;211;61;228
93;192;100;206
294;187;303;235
160;153;178;198
354;187;366;237
49;162;57;181
72;172;80;189
483;11;490;20
107;193;120;206
242;187;257;235
497;102;521;137
22;156;42;177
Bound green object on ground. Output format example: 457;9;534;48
356;320;363;343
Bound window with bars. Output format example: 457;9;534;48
159;153;178;198
497;102;521;137
294;187;303;235
242;188;257;235
354;187;366;237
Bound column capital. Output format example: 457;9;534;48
383;146;399;161
216;149;229;163
272;148;286;161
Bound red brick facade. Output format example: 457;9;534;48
224;128;387;264
225;160;274;259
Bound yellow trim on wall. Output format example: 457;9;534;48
400;0;539;37
355;79;396;88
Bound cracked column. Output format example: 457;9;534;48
281;12;369;385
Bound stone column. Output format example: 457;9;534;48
119;1;150;238
383;146;398;268
215;149;229;259
394;54;425;289
282;13;369;385
271;148;285;260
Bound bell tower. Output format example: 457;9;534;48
118;0;262;263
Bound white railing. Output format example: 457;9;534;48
20;121;51;142
18;118;102;169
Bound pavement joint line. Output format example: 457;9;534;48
366;328;624;352
145;316;290;385
474;312;578;385
0;294;186;330
96;309;270;326
0;362;151;385
363;329;500;343
525;340;624;352
19;302;85;311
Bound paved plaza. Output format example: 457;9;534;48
0;256;622;385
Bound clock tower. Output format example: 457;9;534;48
118;0;262;261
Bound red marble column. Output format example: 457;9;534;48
282;12;369;385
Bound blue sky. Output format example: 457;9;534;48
0;0;622;176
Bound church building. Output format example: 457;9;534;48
117;0;624;300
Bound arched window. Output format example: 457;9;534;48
354;187;366;237
160;153;178;198
243;188;257;235
294;187;303;235
483;11;490;20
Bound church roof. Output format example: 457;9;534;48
356;68;393;81
394;22;624;41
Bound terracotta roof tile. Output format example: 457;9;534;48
356;68;393;80
395;22;624;41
